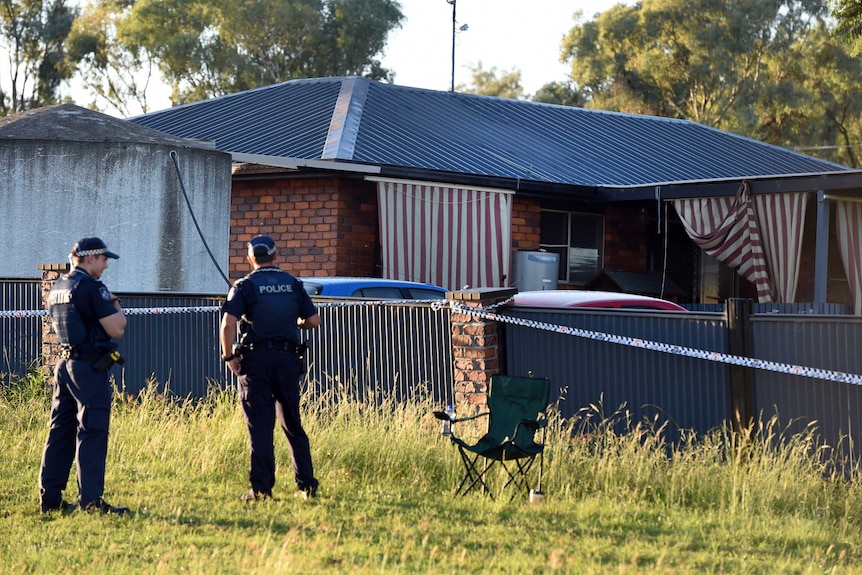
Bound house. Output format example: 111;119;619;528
130;76;862;312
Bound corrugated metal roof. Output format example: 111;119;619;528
130;76;852;192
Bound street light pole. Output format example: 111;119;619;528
449;0;456;92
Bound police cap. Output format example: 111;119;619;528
71;237;119;259
248;235;277;257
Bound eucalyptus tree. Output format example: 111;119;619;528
555;0;862;166
755;20;862;167
531;81;586;107
457;62;525;99
71;0;404;110
0;0;78;115
833;0;862;55
66;0;157;116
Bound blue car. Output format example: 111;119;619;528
298;277;448;300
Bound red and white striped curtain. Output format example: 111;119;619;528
753;191;809;303
835;200;862;315
673;182;773;303
674;182;810;304
376;181;513;291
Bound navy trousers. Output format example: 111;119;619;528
39;359;112;509
238;349;318;495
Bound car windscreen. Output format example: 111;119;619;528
353;286;404;299
406;288;446;300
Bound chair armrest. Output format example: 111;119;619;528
432;410;489;424
520;419;541;432
455;411;489;423
511;417;547;440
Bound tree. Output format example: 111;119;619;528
66;0;159;116
559;0;862;166
0;0;78;115
457;61;525;99
531;81;586;107
561;0;829;130
75;0;404;108
756;21;862;167
833;0;862;55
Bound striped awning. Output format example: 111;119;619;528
675;183;812;304
375;180;513;291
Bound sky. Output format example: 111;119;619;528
65;0;633;115
381;0;631;95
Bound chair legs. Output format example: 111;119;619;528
454;447;543;501
455;449;496;498
500;457;536;494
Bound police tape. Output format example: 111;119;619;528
0;306;222;318
5;300;862;386
0;299;427;319
448;301;862;386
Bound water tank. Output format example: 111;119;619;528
512;251;559;291
0;104;232;294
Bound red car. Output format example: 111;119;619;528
509;290;688;311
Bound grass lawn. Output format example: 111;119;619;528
2;372;861;574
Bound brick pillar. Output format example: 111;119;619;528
38;262;70;373
448;288;517;413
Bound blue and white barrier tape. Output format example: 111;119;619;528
449;301;862;386
0;299;415;319
0;306;222;318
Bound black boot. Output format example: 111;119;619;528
84;498;130;516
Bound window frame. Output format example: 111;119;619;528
539;209;605;286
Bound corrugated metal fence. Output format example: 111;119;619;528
117;294;230;397
1;278;42;384
503;306;862;460
503;308;730;439
5;276;862;460
751;314;862;460
1;280;454;403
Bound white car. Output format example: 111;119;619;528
509;290;688;311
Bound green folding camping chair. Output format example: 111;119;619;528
435;374;551;500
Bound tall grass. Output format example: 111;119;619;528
2;373;862;574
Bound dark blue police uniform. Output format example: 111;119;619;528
39;266;120;511
222;266;319;497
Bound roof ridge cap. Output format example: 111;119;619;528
321;77;369;160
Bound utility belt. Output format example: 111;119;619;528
236;339;308;375
241;339;300;354
59;345;125;372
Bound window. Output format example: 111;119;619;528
405;288;447;300
354;287;404;299
540;210;604;285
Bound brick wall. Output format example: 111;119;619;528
449;288;516;413
38;263;70;372
228;177;652;292
603;205;649;270
511;196;541;252
229;176;378;279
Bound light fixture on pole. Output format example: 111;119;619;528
447;0;468;92
448;0;456;92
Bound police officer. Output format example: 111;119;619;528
39;237;129;515
220;235;321;501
